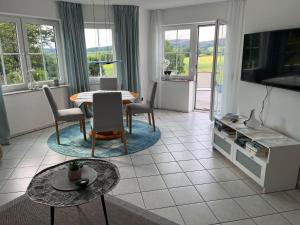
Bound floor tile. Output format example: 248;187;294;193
243;178;264;194
142;189;175;209
222;219;256;225
112;178;140;195
199;158;228;169
191;150;219;159
207;199;249;223
138;175;166;192
0;178;31;193
162;137;181;145
134;164;160;177
183;142;206;151
208;168;240;182
196;183;230;201
109;156;132;167
162;173;192;188
186;170;215;185
178;160;204;172
9;166;38;179
0;168;14;180
169;186;203;205
220;180;256;197
178;202;218;225
0;159;21;169
235;195;276;217
282;209;300;225
116;193;145;208
253;214;291;225
171;151;195;161
286;189;300;203
131;155;154;166
178;136;198;143
152;153;175;163
261;192;300;212
166;143;187;152
147;145;169;154
118;166;136;179
151;207;185;225
156;162;183;174
18;157;44;167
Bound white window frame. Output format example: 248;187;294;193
84;22;116;84
162;24;198;81
0;15;65;93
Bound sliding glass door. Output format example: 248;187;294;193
210;20;227;120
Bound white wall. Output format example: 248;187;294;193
160;1;228;25
4;87;69;136
238;0;300;141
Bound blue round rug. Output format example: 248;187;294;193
47;120;161;158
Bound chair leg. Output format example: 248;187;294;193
148;113;152;125
79;120;83;133
121;131;128;154
126;112;129;127
91;131;96;157
129;114;132;134
55;121;60;145
151;112;156;132
82;119;86;141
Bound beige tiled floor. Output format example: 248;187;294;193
1;109;300;225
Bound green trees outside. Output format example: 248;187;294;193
0;22;59;86
87;52;114;77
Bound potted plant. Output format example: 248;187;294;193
68;161;83;181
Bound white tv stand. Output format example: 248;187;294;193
213;116;300;193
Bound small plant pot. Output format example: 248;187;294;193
68;169;82;181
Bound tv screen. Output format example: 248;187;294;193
241;28;300;91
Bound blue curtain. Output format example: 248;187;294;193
58;1;89;95
113;5;141;94
0;85;10;145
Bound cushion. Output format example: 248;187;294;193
57;108;85;121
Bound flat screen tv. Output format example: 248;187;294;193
241;28;300;91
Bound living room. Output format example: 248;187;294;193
0;0;300;224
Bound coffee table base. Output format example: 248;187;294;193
50;195;109;225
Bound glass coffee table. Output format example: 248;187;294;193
26;158;120;225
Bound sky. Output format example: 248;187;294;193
84;28;112;48
165;26;216;42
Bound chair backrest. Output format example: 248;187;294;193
92;92;124;132
42;85;59;119
100;78;118;90
149;82;158;109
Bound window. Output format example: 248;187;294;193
84;26;115;79
0;16;63;91
163;28;192;77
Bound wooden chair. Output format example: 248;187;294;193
91;92;127;157
43;85;86;144
126;82;158;134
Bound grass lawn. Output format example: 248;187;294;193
183;55;213;74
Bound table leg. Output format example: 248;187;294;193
50;206;55;225
101;195;109;225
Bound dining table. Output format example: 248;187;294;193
70;90;138;140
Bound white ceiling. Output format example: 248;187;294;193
61;0;226;10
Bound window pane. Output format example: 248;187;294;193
45;54;58;80
177;53;189;76
178;29;190;52
26;23;60;81
4;55;23;85
30;54;46;81
26;24;42;53
0;22;19;53
165;53;177;73
85;28;115;77
0;57;4;85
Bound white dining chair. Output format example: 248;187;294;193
91;92;127;156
